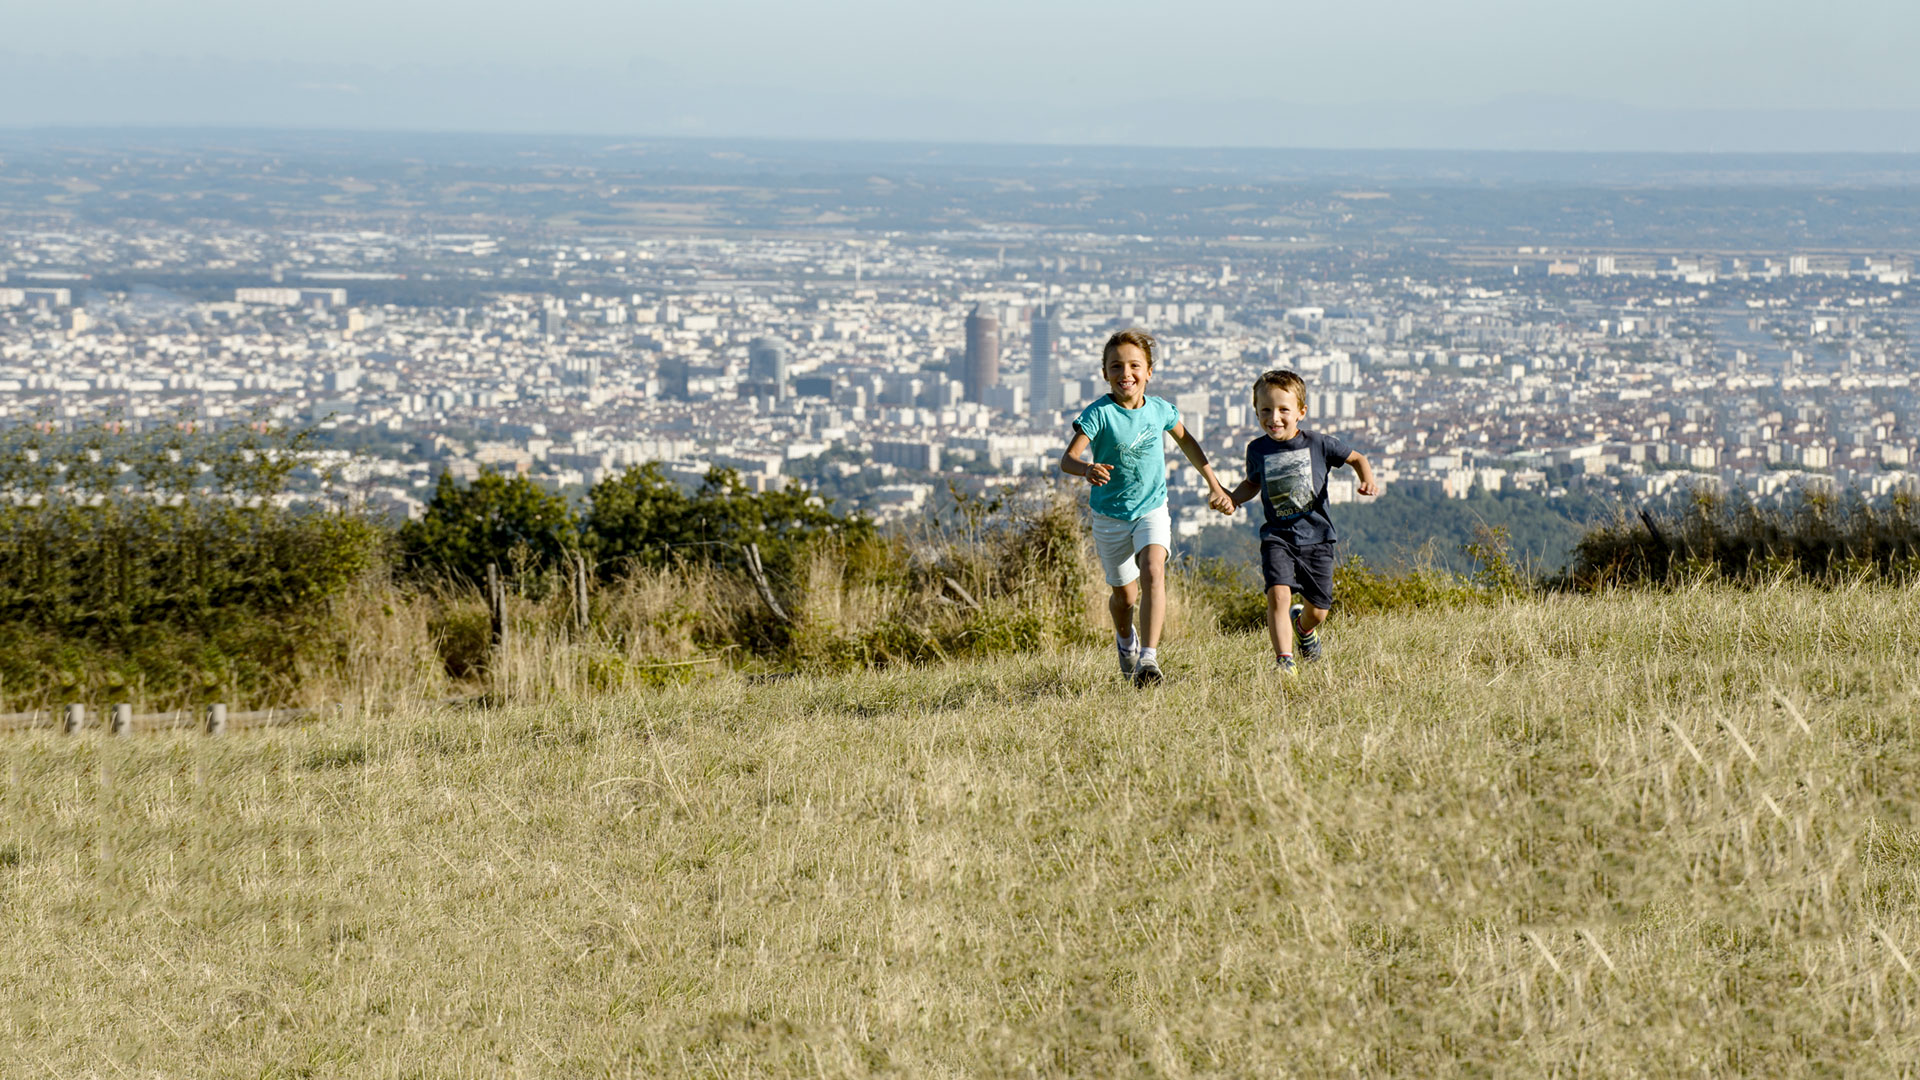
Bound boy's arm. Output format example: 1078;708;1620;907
1346;450;1382;497
1227;475;1261;508
1228;436;1260;507
1168;421;1234;514
1060;429;1111;486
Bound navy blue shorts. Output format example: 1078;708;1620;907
1261;540;1335;610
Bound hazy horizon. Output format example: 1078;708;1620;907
17;127;1920;192
9;0;1920;153
10;94;1920;156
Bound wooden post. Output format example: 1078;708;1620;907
943;576;982;611
63;703;85;734
111;703;133;736
487;561;506;648
742;542;790;623
205;703;227;736
573;553;591;634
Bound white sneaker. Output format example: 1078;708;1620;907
1118;644;1140;676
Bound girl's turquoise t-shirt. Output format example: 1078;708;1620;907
1073;394;1181;521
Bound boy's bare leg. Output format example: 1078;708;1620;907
1266;585;1295;658
1295;604;1330;635
1136;544;1168;649
1108;581;1139;640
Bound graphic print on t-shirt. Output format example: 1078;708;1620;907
1116;427;1161;466
1262;448;1315;519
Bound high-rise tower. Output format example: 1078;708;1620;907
660;357;691;401
1028;304;1062;415
747;336;790;400
963;305;1000;403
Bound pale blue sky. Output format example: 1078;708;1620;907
8;0;1920;147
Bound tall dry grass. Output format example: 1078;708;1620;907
310;492;1125;705
1570;488;1920;587
0;492;1118;711
6;581;1918;1074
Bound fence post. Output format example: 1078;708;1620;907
111;703;133;736
487;561;506;648
573;553;591;634
205;703;227;736
63;703;85;734
742;542;791;624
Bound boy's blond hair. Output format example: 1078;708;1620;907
1254;369;1308;412
1102;328;1158;370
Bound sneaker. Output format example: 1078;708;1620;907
1133;659;1164;688
1118;643;1140;676
1275;654;1297;675
1291;603;1322;663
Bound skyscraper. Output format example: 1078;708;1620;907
1028;304;1062;415
660;357;691;401
561;355;600;389
963;305;999;404
747;336;790;400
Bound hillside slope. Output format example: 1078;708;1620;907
6;585;1919;1075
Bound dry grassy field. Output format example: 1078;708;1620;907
5;583;1919;1076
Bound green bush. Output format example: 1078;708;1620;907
1185;552;1491;635
1332;557;1490;616
397;471;578;587
429;606;494;679
0;419;384;708
1461;524;1528;597
1;500;380;631
953;606;1050;657
585;464;874;584
778;494;1095;673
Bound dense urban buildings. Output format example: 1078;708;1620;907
3;134;1918;554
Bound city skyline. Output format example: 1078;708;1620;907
6;130;1920;572
7;210;1917;542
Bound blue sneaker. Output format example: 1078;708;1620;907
1275;654;1297;676
1291;603;1322;662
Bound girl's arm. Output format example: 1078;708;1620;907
1060;430;1111;485
1169;422;1234;514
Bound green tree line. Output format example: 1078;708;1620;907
394;463;874;586
9;421;1918;709
0;424;875;707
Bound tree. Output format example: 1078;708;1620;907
584;464;871;578
397;471;579;585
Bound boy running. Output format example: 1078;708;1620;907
1060;329;1234;687
1226;369;1380;672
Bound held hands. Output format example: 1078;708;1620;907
1207;486;1236;515
1357;479;1382;497
1084;462;1113;486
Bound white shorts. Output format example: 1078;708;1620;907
1090;504;1172;587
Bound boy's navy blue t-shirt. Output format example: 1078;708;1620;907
1244;429;1354;546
